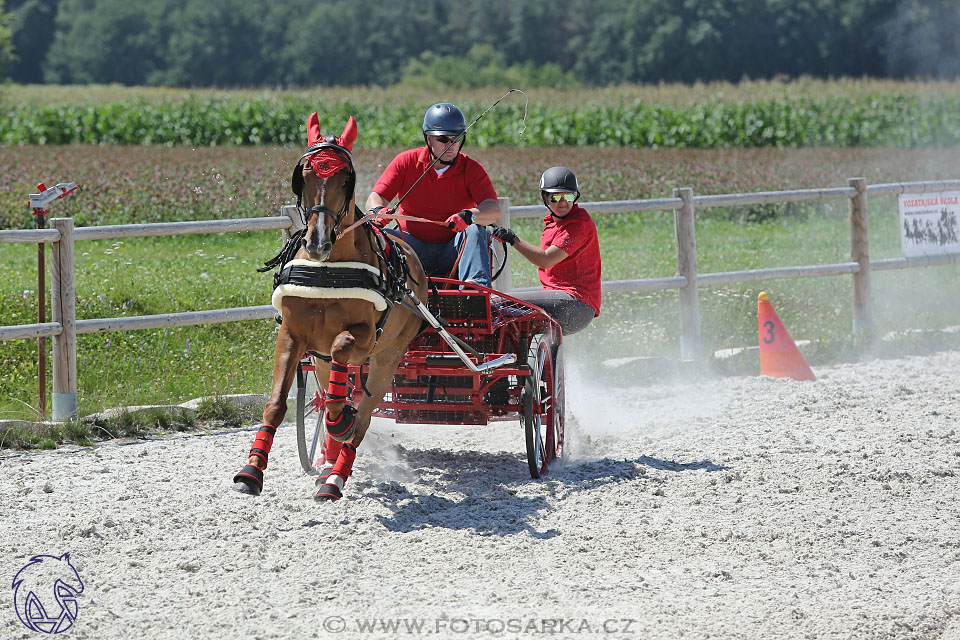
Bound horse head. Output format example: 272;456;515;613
294;114;358;262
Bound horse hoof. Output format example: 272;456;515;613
314;483;342;501
233;465;263;496
233;481;261;496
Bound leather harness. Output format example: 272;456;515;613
261;139;419;350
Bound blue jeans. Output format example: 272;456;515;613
383;225;492;286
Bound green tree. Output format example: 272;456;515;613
44;0;175;84
0;0;14;80
25;0;960;88
278;0;459;87
881;0;960;78
400;44;578;89
6;0;58;83
149;0;286;87
277;0;373;86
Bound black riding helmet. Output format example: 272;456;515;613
540;166;581;206
422;102;467;165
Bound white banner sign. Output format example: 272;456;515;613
898;192;960;257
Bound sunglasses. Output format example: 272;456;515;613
432;135;459;144
547;192;576;203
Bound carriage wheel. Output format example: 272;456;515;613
295;358;325;476
552;343;566;462
523;336;558;478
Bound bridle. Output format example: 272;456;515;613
291;137;357;249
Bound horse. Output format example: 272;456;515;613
233;113;428;501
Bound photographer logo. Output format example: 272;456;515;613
12;553;84;634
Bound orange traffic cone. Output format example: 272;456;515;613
757;291;816;381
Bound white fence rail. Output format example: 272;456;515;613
3;177;960;419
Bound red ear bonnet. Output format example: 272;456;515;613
339;116;356;151
304;114;356;178
306;112;323;146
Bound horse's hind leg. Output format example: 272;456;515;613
233;327;302;496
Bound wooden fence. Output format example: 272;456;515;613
2;178;959;419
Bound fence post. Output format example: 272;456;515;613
673;187;701;361
493;197;512;292
280;204;303;242
50;218;78;420
848;177;872;336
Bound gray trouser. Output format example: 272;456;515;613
512;289;595;335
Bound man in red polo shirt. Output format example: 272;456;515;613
364;103;500;286
492;166;601;335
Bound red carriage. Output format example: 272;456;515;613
294;278;566;479
233;110;566;501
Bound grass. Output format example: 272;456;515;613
3;200;958;421
0;418;96;449
1;232;278;418
0;394;263;451
2;144;960;422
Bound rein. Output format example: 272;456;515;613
264;135;423;350
337;210;451;241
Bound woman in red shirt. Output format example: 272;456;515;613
493;167;601;335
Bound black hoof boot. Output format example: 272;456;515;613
314;482;342;502
325;406;357;442
233;465;264;496
313;465;335;487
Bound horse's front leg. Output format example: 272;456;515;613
315;344;406;502
233;326;303;496
314;326;376;501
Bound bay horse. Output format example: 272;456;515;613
233;113;428;501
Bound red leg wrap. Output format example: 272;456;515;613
329;442;357;483
322;433;343;465
327;360;350;402
248;424;277;469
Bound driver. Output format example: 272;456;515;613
492;166;601;335
365;102;500;286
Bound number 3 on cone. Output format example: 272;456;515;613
762;320;775;344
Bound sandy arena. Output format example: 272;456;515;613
3;350;959;639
